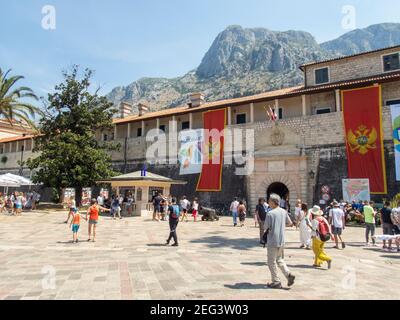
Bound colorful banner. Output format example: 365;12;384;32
342;179;370;203
81;188;92;206
391;104;400;181
179;129;204;175
342;85;387;194
196;109;226;192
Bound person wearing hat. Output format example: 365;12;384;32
310;205;333;269
329;201;346;249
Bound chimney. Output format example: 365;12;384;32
138;102;149;116
119;102;133;118
189;92;205;108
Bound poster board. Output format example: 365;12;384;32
81;188;92;207
342;179;370;203
63;188;75;205
179;129;203;175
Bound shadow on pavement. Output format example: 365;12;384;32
189;236;259;251
147;243;167;247
224;283;268;290
241;261;266;266
381;255;400;259
287;264;327;271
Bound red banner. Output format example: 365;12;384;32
196;109;226;192
342;85;387;194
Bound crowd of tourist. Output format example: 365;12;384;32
59;188;400;289
0;191;40;215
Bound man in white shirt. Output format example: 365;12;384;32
97;195;104;206
230;197;240;227
329;201;346;249
180;196;190;222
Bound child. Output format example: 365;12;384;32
69;208;80;243
192;198;199;222
238;201;246;227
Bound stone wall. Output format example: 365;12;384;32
305;47;400;86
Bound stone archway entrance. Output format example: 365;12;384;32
267;182;289;201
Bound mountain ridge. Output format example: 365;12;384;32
107;23;400;113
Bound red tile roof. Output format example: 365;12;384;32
113;71;400;125
299;45;400;70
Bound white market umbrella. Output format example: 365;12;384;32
0;173;35;186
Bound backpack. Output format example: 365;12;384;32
170;205;180;219
317;217;331;242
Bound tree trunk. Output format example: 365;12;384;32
75;186;83;208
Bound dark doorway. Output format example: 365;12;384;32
267;182;289;201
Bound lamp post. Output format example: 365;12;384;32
18;135;26;176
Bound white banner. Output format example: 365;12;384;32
178;129;203;175
390;104;400;181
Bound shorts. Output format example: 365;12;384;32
15;204;22;209
382;223;395;235
192;209;197;217
72;224;80;233
89;219;98;225
332;227;343;236
239;213;246;222
154;205;161;213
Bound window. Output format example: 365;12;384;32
315;107;331;115
236;113;246;125
278;108;283;120
386;99;400;106
181;121;190;130
159;125;166;132
103;134;108;141
137;127;142;137
383;53;400;72
315;67;329;84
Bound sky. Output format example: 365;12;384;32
1;0;400;99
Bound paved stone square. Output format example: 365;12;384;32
0;209;398;300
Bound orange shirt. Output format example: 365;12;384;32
72;213;80;225
89;205;99;221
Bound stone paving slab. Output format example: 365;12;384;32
0;210;399;300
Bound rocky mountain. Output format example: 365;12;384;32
321;23;400;55
107;23;400;113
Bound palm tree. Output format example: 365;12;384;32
0;68;41;130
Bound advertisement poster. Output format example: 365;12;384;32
179;129;204;175
81;188;92;206
342;179;370;203
391;104;400;181
100;188;109;200
63;188;75;204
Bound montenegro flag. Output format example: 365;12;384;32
342;85;387;194
196;109;226;192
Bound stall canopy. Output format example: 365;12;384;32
0;173;36;187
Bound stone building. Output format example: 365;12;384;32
1;46;400;210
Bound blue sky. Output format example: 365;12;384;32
1;0;400;99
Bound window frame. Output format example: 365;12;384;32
382;52;400;73
385;98;400;107
314;66;330;85
137;127;143;137
235;113;247;125
315;107;332;115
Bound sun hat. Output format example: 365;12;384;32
310;205;323;216
332;201;339;207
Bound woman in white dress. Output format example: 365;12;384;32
297;203;312;249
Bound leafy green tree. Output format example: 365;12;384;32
27;66;119;205
0;68;41;129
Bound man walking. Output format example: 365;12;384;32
230;197;239;227
166;198;180;247
329;201;346;249
264;193;295;289
380;201;394;250
255;198;268;244
363;201;377;246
